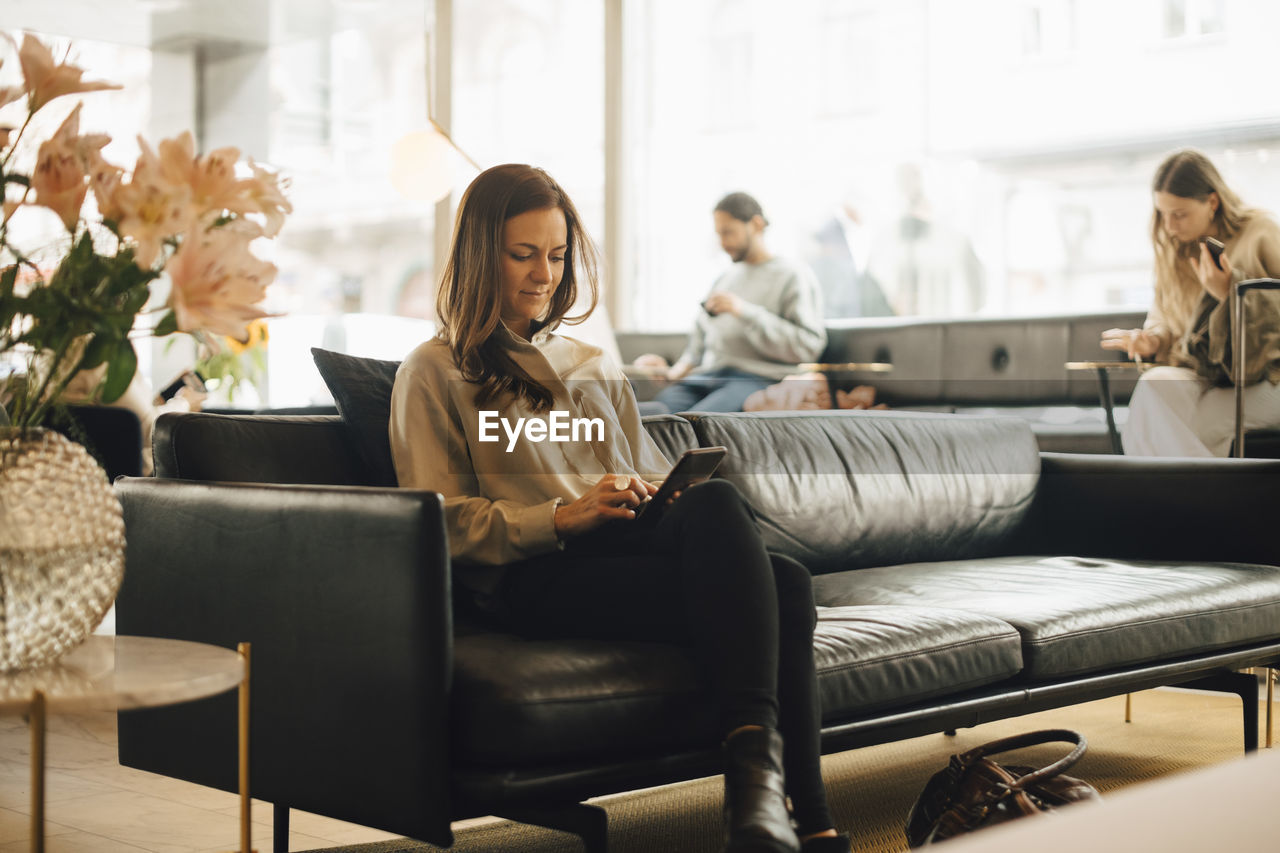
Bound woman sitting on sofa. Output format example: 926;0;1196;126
388;164;848;853
1101;149;1280;456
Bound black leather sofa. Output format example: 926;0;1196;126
114;408;1280;852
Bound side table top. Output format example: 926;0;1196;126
1065;360;1155;371
797;362;894;373
0;635;244;713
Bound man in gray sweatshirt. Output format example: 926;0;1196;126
636;192;827;412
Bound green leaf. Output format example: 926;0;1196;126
80;333;113;370
122;284;151;316
100;340;137;404
0;265;16;298
154;310;178;337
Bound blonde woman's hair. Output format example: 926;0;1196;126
1149;149;1251;340
435;164;599;412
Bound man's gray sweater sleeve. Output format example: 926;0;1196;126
737;265;827;363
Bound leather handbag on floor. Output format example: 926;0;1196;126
906;728;1101;847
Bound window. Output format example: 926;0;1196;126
620;0;1280;326
1164;0;1226;39
2;0;439;407
1020;0;1076;58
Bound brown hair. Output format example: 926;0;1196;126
435;164;599;412
1149;150;1251;339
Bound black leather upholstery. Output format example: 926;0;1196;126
153;413;369;485
812;557;1280;679
686;410;1041;575
115;477;455;846
450;605;1022;767
1033;453;1280;567
639;413;699;463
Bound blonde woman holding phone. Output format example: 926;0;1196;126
1101;149;1280;456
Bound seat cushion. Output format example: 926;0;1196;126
450;605;1022;767
812;557;1280;680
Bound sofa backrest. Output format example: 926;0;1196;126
153;413;370;484
687;410;1042;575
615;310;1147;408
152;411;699;484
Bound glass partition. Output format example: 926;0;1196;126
621;0;1280;327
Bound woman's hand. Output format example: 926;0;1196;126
554;474;659;539
1188;241;1232;302
1100;328;1159;359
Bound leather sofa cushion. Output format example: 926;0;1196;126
687;411;1041;575
450;605;1022;767
641;414;699;463
812;556;1280;680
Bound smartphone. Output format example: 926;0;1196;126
1205;237;1226;270
158;370;207;402
634;446;727;521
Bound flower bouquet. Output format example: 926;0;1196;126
0;31;292;429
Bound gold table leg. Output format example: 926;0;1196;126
237;642;254;853
1267;667;1274;749
31;690;46;853
1124;692;1132;723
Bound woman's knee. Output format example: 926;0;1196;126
668;478;751;522
771;554;817;632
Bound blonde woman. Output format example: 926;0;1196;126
1101;150;1280;456
389;165;848;853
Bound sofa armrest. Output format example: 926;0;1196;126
113;478;454;846
1033;452;1280;566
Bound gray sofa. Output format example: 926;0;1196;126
619;310;1148;454
113;404;1280;852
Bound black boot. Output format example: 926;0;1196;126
722;727;800;853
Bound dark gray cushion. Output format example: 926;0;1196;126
812;556;1280;680
450;605;1022;766
311;348;401;487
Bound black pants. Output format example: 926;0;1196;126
493;479;834;835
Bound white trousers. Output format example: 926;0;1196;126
1122;365;1280;457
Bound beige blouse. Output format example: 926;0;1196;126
389;325;672;592
1145;211;1280;385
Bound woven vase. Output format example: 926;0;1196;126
0;428;125;671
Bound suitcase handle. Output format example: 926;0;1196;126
1233;278;1280;457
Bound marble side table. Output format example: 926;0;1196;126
0;635;252;852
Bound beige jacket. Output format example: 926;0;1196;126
389;325;672;592
1145;212;1280;385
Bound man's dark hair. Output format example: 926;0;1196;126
714;191;768;226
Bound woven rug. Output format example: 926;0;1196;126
303;687;1267;852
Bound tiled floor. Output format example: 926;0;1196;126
0;708;406;852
